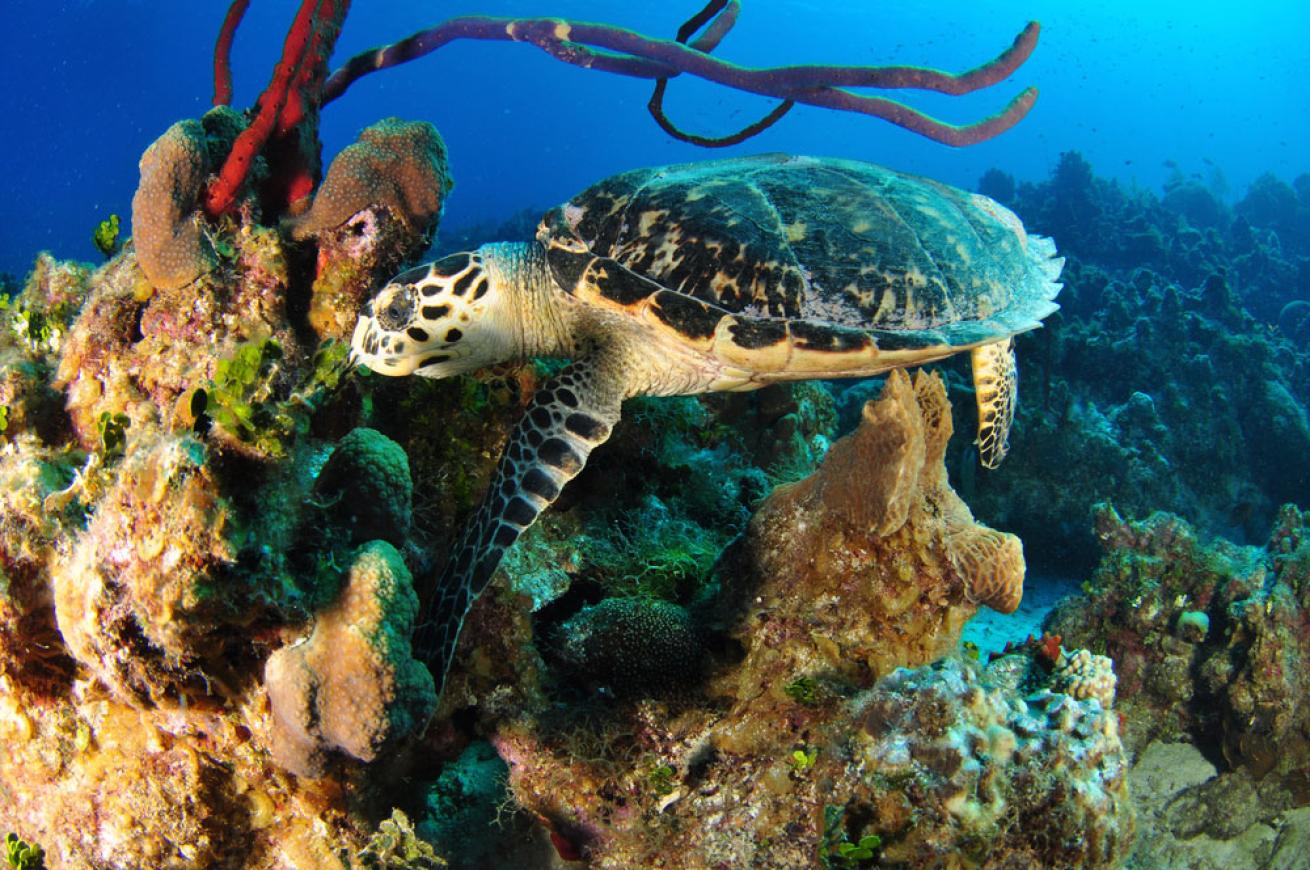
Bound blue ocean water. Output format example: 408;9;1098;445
1;0;1306;277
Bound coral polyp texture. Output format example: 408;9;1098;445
265;540;436;777
293;118;453;340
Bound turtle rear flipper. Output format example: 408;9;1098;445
971;338;1017;469
413;349;628;693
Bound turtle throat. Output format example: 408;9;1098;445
479;240;575;361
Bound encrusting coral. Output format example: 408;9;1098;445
264;540;436;777
51;433;240;704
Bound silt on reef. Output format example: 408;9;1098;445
481;370;1132;868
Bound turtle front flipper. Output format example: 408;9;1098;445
413;350;628;695
971;338;1017;469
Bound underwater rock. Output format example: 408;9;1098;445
718;368;1023;700
265;540;436;777
51;433;242;704
290;118;453;340
313;427;413;546
0;439;79;697
1048;503;1310;788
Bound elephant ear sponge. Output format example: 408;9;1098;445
723;369;1025;691
264;540;436;777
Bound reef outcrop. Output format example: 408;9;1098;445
1048;503;1310;788
965;153;1310;567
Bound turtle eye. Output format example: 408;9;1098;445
377;289;414;331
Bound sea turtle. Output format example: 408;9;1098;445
350;154;1063;693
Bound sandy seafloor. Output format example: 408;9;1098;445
961;573;1081;657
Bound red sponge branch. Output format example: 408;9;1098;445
204;0;351;219
212;0;250;107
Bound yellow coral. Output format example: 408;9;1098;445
1054;648;1117;708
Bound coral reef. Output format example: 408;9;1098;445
265;541;436;777
461;372;1128;868
1047;503;1310;794
492;651;1131;869
963;153;1310;567
292;118;453;340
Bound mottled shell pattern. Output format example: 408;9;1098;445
538;154;1061;355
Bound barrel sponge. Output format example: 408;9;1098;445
312;427;413;545
290;117;452;241
131;119;215;291
264;540;436;777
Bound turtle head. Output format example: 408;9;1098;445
351;251;514;378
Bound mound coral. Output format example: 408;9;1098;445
312;427;413;547
552;596;701;693
131;110;247;291
264;540;436;777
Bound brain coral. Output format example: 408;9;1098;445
553;596;702;692
290;117;452;241
264;540;436;777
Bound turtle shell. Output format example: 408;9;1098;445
538;154;1061;349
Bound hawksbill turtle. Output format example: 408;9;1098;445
350;154;1063;693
